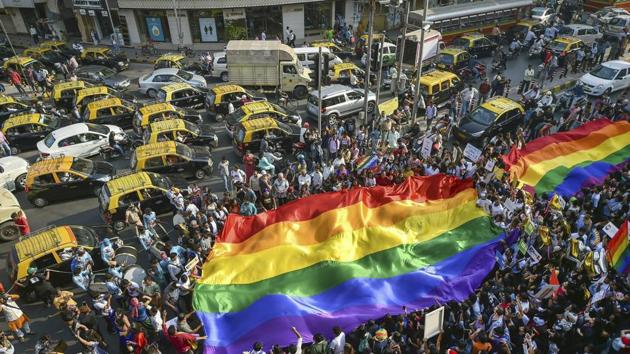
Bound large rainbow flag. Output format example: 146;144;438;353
502;119;630;197
193;175;508;353
607;220;629;274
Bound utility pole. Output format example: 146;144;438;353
374;33;385;113
393;0;410;96
410;0;429;125
317;45;323;135
362;0;375;124
102;0;117;44
172;0;183;47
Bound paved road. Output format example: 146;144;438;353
0;50;591;353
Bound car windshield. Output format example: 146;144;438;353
183;121;199;135
98;68;117;78
44;133;55;148
39;115;59;128
609;17;628;26
175;144;192;159
149;173;171;190
86;123;109;135
439;53;454;64
451;38;470;48
226;106;248;121
177;70;193;81
70;157;94;175
558;27;574;35
469;107;498;126
532;8;546;16
69;226;97;247
549;41;568;52
589;65;618;80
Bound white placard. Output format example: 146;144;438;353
463;143;482;162
534;284;559;299
199;17;218;42
503;198;518;213
556;195;566;209
420;136;433;159
423;306;444;340
484;159;496;172
602;222;619;238
527;246;542;265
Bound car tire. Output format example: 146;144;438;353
220;72;229;82
147;89;157;98
32;197;48;208
327;113;339;129
293;86;308;99
194;169;206;180
14;173;27;191
10;147;19;155
113;220;126;232
0;221;20;241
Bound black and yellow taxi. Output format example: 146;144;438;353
39;40;81;58
451;33;497;58
437;47;472;73
82;97;135;129
506;20;545;42
25;156;115;208
311;40;354;59
156;82;205;109
8;225;102;287
419;70;463;106
154;53;186;70
547;36;585;56
225;100;302;137
232;117;303;156
22;46;66;68
355;33;386;57
0;95;30;124
143;119;218;148
80;47;129;71
98;172;173;231
205;84;264;121
133;102;203;135
328;62;366;85
453;97;524;145
53;81;89;111
131;141;213;180
74;86;115;112
1;56;44;79
2;113;63;153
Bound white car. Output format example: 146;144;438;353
588;7;630;25
0;156;28;191
531;7;555;24
579;60;630;96
210;52;228;82
37;123;125;159
558;24;603;46
138;68;207;97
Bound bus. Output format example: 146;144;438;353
408;0;533;42
584;0;630;12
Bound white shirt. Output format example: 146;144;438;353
477;198;492;214
185;203;199;215
329;332;346;354
491;203;504;217
298;173;311;188
311;171;323;188
0;299;23;321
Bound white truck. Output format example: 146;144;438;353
402;29;444;69
226;40;312;99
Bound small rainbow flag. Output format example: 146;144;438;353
193;175;510;353
502;119;630;197
356;154;379;173
607;220;629;274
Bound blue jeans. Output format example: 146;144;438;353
222;174;230;192
0;141;11;156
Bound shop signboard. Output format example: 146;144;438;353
146;17;165;42
199;17;218;42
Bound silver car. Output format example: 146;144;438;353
138;68;207;97
306;84;376;127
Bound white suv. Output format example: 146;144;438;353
306;84;376;128
580;60;630;96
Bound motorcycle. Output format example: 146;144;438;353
100;133;130;160
528;45;543;58
459;62;487;81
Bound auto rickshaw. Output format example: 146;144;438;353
142;118;218;149
82;97;135;129
134;102;203;135
53;81;89;111
311;40;354;59
2;113;63;153
205;84;265;122
130;141;213;180
0;95;30;124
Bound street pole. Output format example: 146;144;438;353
374;33;385;113
0;18;27;90
362;0;375;124
317;46;323;135
410;0;428;125
393;0;410;96
102;0;119;47
172;0;183;47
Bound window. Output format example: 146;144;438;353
346;91;362;100
252;131;266;141
441;81;450;90
96;108;112;117
617;68;627;78
432;84;439;93
32;253;57;269
145;157;164;168
322;95;345;107
119;191;140;205
217;56;226;64
34;173;55;185
304;2;331;31
283;66;297;74
153;75;168;82
79;133;102;142
59;136;81;146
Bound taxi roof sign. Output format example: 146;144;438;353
241;117;278;130
161;82;192;92
27;156;76;179
2;113;42;131
14;226;75;261
105;172;155;196
149;118;186;132
242;101;274;114
135;141;178;159
156;54;185;62
139;102;176;116
482;97;523;113
212;84;245;95
87;97;123;110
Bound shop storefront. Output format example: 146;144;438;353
245;5;282;40
73;0;115;43
188;9;225;43
135;9;170;42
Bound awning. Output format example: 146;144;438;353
116;0;325;10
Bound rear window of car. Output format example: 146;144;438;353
86;123;109;135
44;134;56;148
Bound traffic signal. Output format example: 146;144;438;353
370;43;379;71
312;53;320;87
322;53;330;85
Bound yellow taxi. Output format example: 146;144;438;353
232;117;303;156
2;113;63;153
74;86;114;110
156;82;205;109
225;100;302;137
80;47;129;71
450;33;498;57
82;97;135;129
133;102;203;135
2;56;44;76
437;47;472;72
8;225;101;287
154;53;186;69
547;36;585;56
311;40;353;59
21;47;66;69
143;119;218;148
356;33;386;56
506;20;545;42
205;84;263;121
25;156;115;207
53;81;89;110
419;70;463;106
39;40;80;58
453;96;524;144
131;141;213;180
0;95;30;123
98;172;173;231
